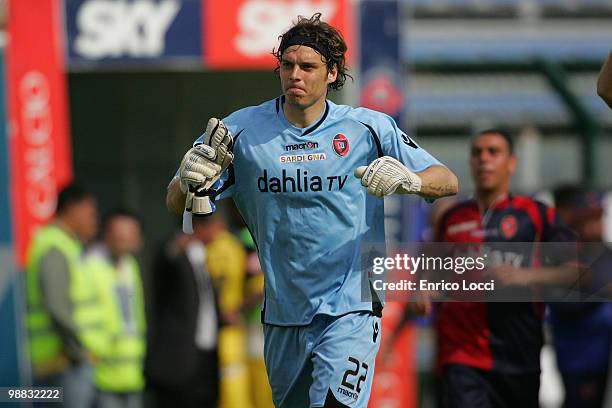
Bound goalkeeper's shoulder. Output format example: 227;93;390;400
344;105;399;133
222;98;279;133
342;105;383;122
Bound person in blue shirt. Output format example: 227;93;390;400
550;185;612;408
166;13;458;408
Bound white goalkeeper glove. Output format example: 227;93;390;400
178;118;234;194
202;117;234;171
179;118;234;219
354;156;422;198
179;144;221;194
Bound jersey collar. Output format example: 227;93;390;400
276;95;329;136
471;193;513;225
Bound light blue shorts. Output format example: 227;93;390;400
263;311;381;408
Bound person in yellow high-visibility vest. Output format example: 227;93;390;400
25;183;101;408
85;210;145;408
239;228;275;408
198;213;252;408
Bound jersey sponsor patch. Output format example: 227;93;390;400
257;169;348;193
332;134;350;157
285;141;319;151
279;153;327;164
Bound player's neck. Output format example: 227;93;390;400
283;98;326;128
476;189;509;209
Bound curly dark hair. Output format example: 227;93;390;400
272;13;351;91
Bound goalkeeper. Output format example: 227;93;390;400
167;13;458;408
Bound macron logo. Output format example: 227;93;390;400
284;141;319;152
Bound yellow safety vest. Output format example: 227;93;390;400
86;252;145;392
25;224;104;376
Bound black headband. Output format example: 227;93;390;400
281;34;330;62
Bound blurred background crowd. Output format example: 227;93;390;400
21;181;272;408
0;0;611;407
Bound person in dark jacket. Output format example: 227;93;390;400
145;216;221;408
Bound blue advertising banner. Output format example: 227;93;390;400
0;48;27;392
359;0;403;123
64;0;203;67
359;0;415;246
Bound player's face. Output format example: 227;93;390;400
470;133;516;192
280;45;337;110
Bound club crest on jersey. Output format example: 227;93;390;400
500;215;518;239
332;134;350;157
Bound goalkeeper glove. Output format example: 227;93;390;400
202;118;233;171
178;144;221;194
354;156;422;198
178;118;234;194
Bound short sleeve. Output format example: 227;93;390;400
364;110;443;172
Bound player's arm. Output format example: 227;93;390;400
597;51;612;109
355;158;458;199
166;177;186;216
409;164;458;198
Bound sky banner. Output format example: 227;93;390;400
62;0;353;70
204;0;353;69
64;0;203;67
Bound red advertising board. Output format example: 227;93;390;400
204;0;353;69
369;302;417;408
6;0;73;267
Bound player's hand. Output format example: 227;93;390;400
178;144;222;193
203;118;234;171
354;156;422;198
178;118;234;194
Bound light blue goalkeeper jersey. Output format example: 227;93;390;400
192;97;442;326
